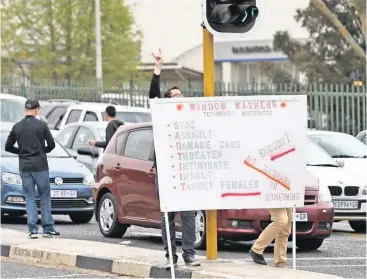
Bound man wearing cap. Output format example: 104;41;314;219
5;99;60;238
87;105;124;150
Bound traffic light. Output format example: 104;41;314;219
203;0;259;35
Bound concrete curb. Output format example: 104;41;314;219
1;243;345;279
1;243;214;278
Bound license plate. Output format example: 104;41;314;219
295;213;308;222
333;201;358;209
51;190;77;198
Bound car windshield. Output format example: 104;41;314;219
1;98;25;123
0;131;71;158
307;140;339;167
98;128;106;141
309;134;367;158
102;111;151;123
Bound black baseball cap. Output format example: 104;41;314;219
25;99;41;110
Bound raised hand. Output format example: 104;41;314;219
152;48;163;67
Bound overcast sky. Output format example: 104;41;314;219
125;0;311;62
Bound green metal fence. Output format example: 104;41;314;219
1;79;366;136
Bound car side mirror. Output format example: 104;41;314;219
336;159;344;168
77;147;99;157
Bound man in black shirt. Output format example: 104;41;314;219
5;99;60;239
150;49;200;269
87;105;124;150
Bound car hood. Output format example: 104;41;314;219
335;158;367;177
307;166;367;187
1;157;92;177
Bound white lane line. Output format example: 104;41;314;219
298;264;366;267
36;274;88;278
241;256;366;261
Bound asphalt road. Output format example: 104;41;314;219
1;215;366;279
1;257;123;278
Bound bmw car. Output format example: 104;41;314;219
1;122;95;223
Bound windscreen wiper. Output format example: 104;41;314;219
307;164;339;167
331;155;359;158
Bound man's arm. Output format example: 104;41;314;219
44;124;56;153
5;126;20;154
149;49;163;99
95;123;115;149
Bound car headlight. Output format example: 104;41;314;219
362;187;367;195
83;174;95;186
318;186;332;202
2;172;22;186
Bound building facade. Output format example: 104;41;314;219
172;39;305;85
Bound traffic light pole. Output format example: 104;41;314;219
202;25;218;260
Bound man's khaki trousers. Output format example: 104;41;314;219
252;208;292;266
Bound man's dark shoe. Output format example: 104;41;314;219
43;230;60;238
184;256;201;267
163;254;178;269
29;231;39;239
249;249;267;265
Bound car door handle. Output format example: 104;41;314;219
113;164;121;170
147;168;155;178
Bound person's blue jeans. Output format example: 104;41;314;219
19;171;54;233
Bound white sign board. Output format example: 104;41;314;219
151;95;308;212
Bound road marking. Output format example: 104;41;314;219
37;274;88;278
242;256;366;261
297;264;366;267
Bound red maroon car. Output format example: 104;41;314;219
92;123;334;251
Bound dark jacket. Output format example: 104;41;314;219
95;119;124;150
5;115;56;172
149;73;162;170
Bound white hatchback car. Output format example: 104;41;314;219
52;103;151;136
307;138;367;233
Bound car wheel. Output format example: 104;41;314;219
98;192;128;238
194;210;206;250
296;238;324;251
349;221;366;233
69;212;94;224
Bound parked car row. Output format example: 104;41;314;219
1;93;366;251
38;99;152;136
90;122;366;253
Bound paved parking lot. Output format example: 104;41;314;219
1;257;123;278
1;215;365;279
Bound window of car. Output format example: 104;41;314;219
123;129;153;160
307;140;339;167
83;111;98;122
102;111;152;123
55;126;78;147
46;107;67;129
1;132;70;158
0;99;25;123
66;109;82;124
309;133;367;158
362;134;367;145
116;132;128;154
72;127;95;151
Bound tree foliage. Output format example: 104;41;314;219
1;0;142;86
272;0;366;84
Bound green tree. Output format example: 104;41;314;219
1;0;142;86
273;0;366;84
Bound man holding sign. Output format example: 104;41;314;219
249;208;292;268
149;49;200;269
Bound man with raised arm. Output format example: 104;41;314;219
149;49;200;269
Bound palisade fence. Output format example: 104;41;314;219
1;78;366;136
